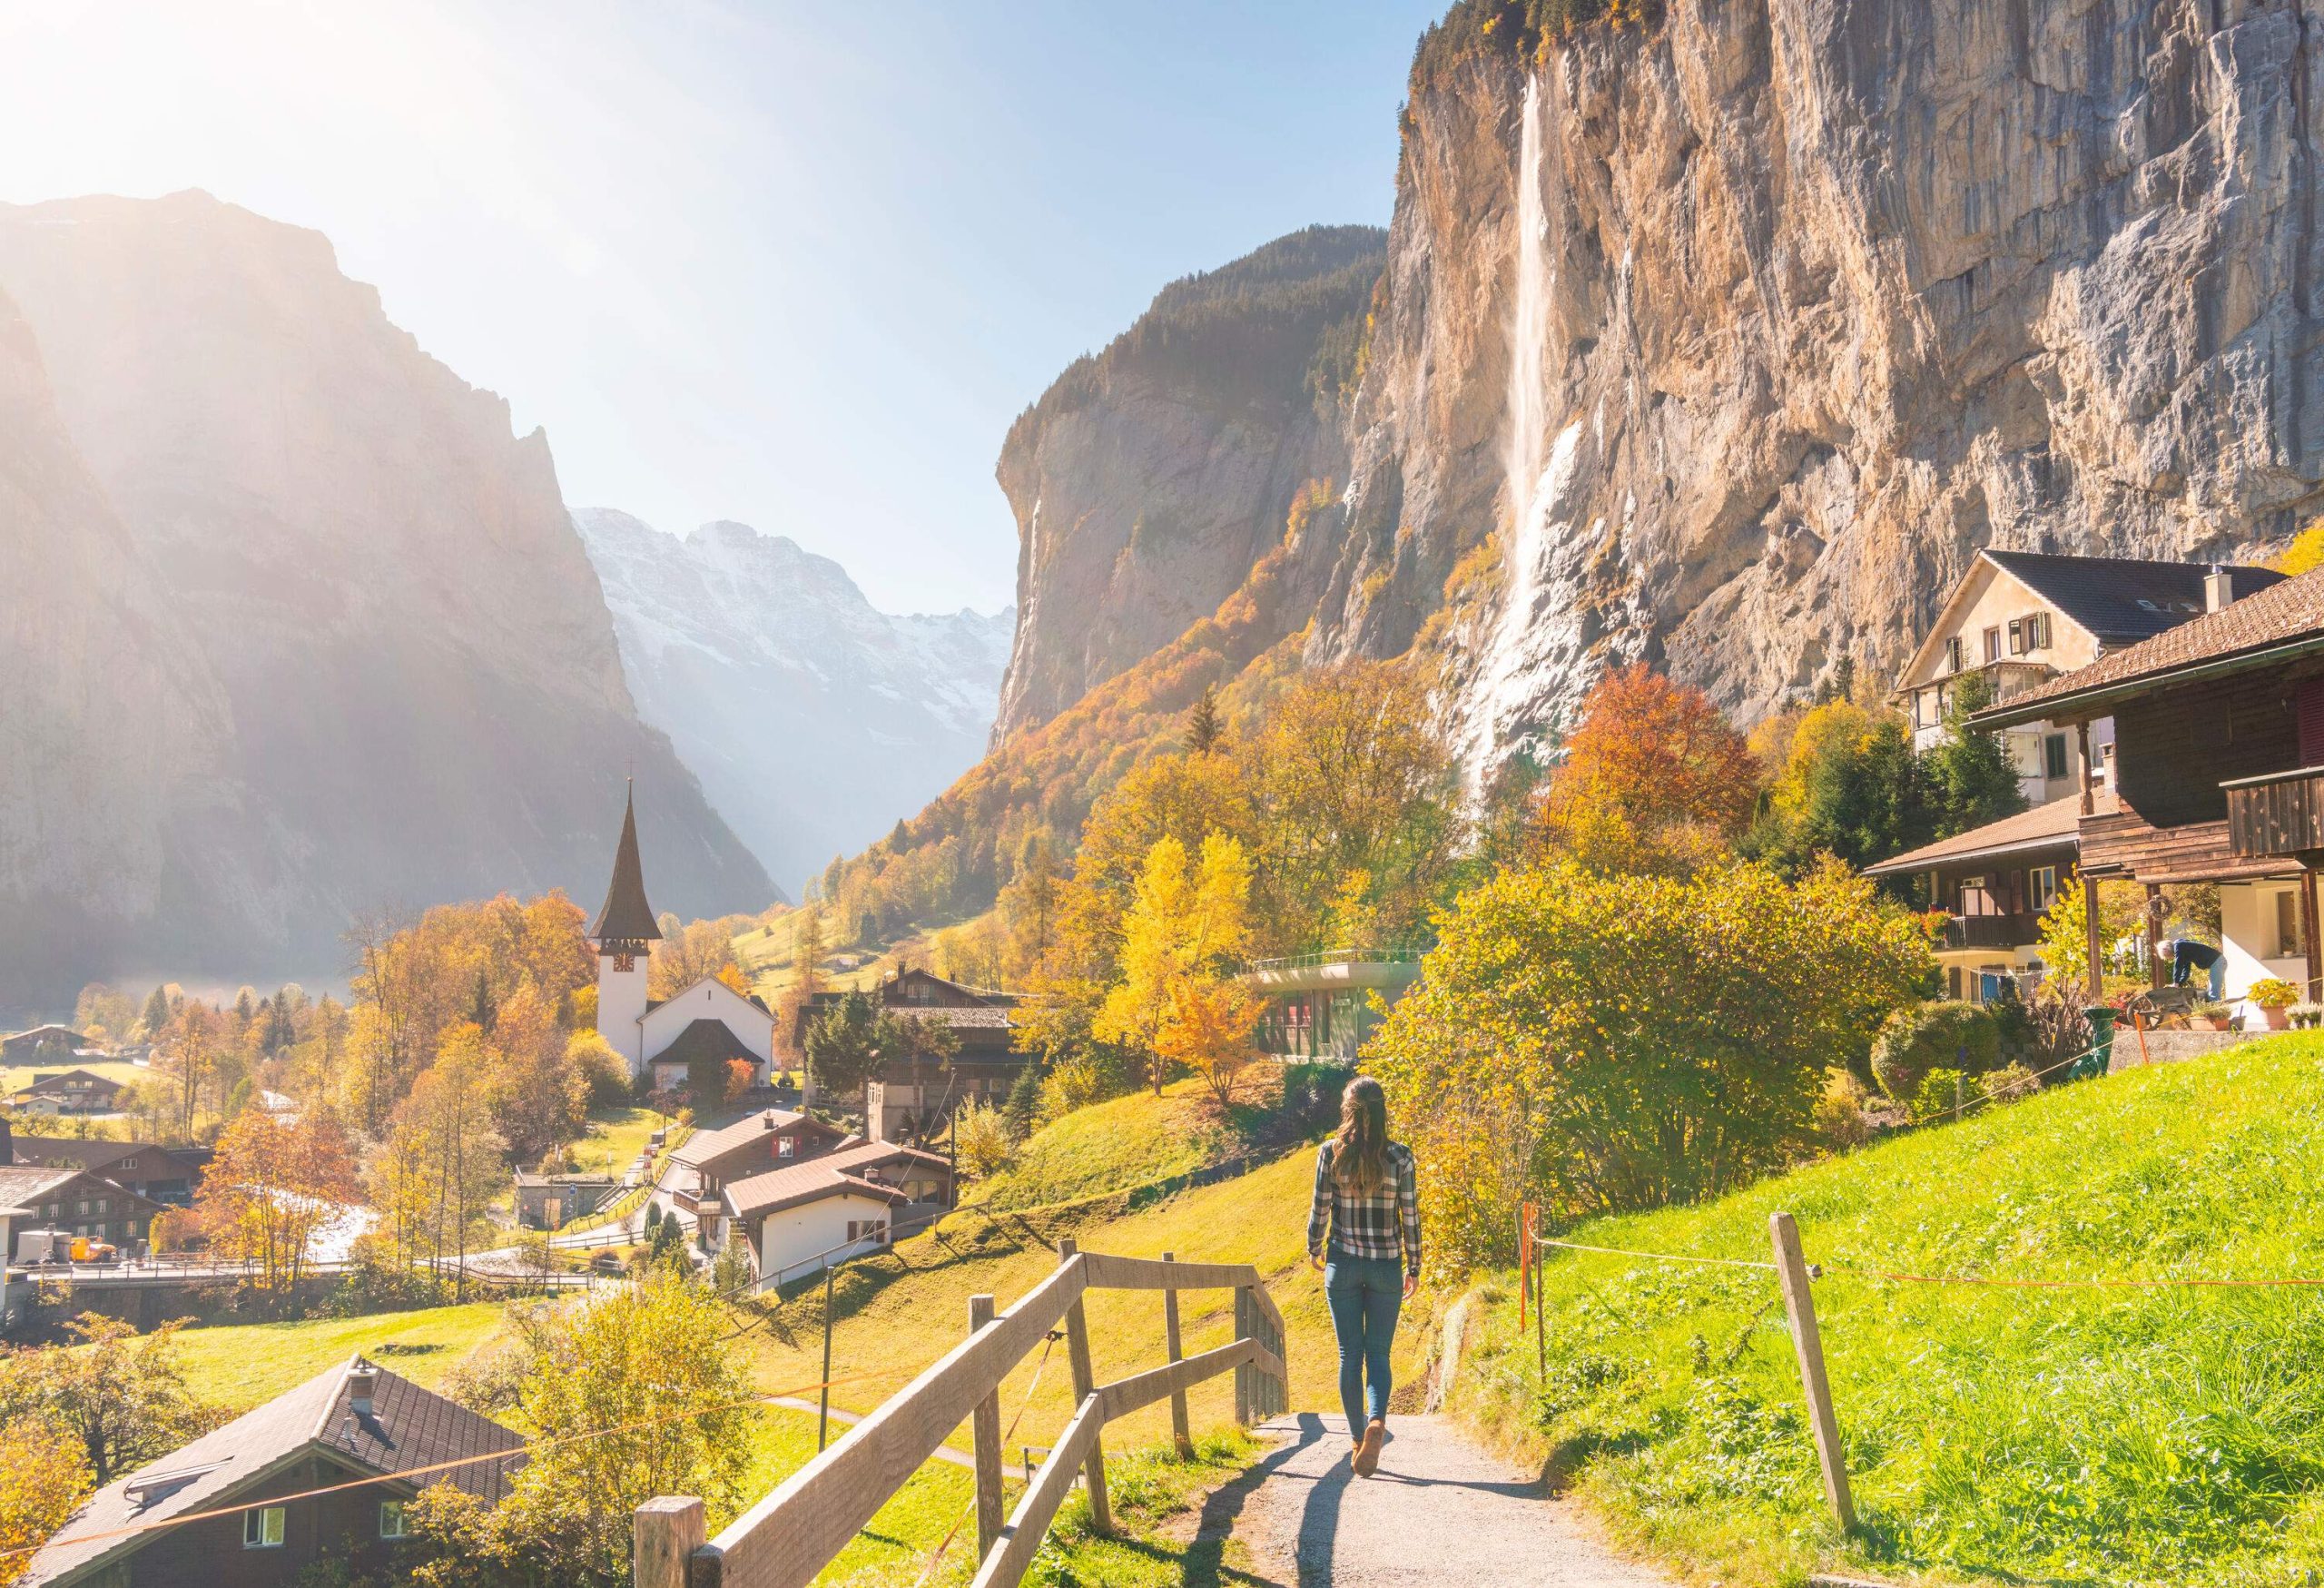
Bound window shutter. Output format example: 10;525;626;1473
2300;679;2324;766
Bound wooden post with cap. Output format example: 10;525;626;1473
968;1293;1004;1559
1057;1237;1112;1534
1161;1252;1193;1457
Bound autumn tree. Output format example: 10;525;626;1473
0;1416;86;1588
1096;833;1262;1097
0;1315;224;1484
196;1106;360;1295
651;917;744;1000
487;987;587;1163
372;1025;507;1287
1538;664;1758;873
1747;699;1935;873
481;1276;753;1585
1238;660;1461;948
157;1003;216;1143
1000;833;1060;982
1368;857;1929;1268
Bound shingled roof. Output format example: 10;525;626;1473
591;783;661;944
1863;793;2088;876
1980;564;2324;726
22;1356;525;1587
721;1140;950;1219
652;1019;760;1072
1983;551;2285;646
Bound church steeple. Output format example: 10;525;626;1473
592;782;662;954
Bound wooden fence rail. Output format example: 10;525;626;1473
635;1240;1289;1588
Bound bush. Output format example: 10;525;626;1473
952;1100;1015;1179
1871;1002;1999;1100
1976;1062;2038;1105
1812;1069;1870;1149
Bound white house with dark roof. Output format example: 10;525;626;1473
590;785;773;1090
717;1139;952;1289
1896;550;2285;804
20;1356;524;1587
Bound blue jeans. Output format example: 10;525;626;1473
1324;1255;1403;1439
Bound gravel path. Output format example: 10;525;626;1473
1211;1413;1670;1586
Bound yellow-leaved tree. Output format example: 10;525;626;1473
1096;833;1263;1100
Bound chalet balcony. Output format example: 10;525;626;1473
1941;912;2044;951
2223;765;2324;860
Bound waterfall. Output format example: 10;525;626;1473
1464;74;1581;778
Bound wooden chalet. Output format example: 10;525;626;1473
1976;564;2324;1011
660;1106;850;1246
1865;794;2081;1001
801;969;1031;1141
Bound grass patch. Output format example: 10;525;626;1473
966;1081;1234;1211
569;1104;670;1179
164;1302;507;1411
2;1059;150;1103
1454;1033;2324;1588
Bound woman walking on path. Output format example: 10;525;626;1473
1306;1075;1420;1477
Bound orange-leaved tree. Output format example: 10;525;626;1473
1539;664;1759;873
193;1106;359;1296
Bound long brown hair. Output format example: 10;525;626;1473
1332;1076;1391;1195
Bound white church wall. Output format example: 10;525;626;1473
640;978;775;1066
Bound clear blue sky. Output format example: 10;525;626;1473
0;1;1444;612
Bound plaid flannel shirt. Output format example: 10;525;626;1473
1306;1139;1421;1278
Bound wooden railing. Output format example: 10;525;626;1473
633;1238;1288;1588
2224;764;2324;859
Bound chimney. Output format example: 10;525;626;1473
2206;566;2238;613
348;1363;377;1418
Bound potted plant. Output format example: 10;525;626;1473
2188;1001;2233;1032
2247;977;2302;1030
2292;1001;2324;1031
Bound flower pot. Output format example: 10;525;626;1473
2193;1016;2229;1032
2262;1005;2290;1031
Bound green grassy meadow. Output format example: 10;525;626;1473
963;1080;1232;1210
1453;1033;2324;1588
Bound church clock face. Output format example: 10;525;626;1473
615;952;636;972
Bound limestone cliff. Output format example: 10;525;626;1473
1327;0;2324;763
991;224;1386;741
0;192;771;1004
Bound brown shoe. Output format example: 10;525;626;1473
1354;1418;1385;1477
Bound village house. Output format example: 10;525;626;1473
21;1356;526;1588
716;1139;953;1288
1895;550;2282;804
4;1125;205;1205
511;1169;620;1230
10;1069;125;1116
1865;795;2081;1002
1974;564;2324;1021
589;786;774;1091
1;1024;91;1060
803;969;1033;1142
0;1163;164;1258
1242;950;1425;1058
661;1106;849;1247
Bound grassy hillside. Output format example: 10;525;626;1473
964;1080;1235;1210
166;1302;507;1409
1451;1034;2324;1588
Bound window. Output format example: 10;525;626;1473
2030;866;2059;914
1945;966;1963;1000
2028;612;2052;649
2007;617;2024;656
1983;626;2002;663
1945;636;1966;674
245;1506;286;1548
777;1138;796;1159
2277;890;2304;960
2043;733;2069;781
845;1219;889;1243
380;1501;407;1539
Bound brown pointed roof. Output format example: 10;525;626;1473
592;783;661;943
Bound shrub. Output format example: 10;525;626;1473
952;1100;1016;1180
2249;976;2301;1008
1976;1062;2039;1105
1910;1067;1970;1124
1871;1002;1999;1100
1812;1069;1870;1149
1367;856;1929;1268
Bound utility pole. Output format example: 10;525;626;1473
818;1263;835;1452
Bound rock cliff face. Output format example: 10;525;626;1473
0;192;770;1004
991;0;2324;778
991;224;1387;741
575;508;1013;897
1326;0;2324;762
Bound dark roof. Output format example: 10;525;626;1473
671;1107;842;1170
0;1164;81;1208
722;1141;950;1219
651;1019;760;1071
13;1069;122;1094
591;784;661;943
22;1356;525;1586
1981;564;2324;726
1984;551;2287;646
1863;794;2086;876
6;1136;154;1169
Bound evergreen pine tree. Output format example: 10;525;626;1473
468;968;497;1032
1185;684;1225;755
141;984;171;1038
1925;670;2028;837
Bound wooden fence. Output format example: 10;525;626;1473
634;1238;1288;1588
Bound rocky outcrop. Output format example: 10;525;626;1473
0;192;770;1004
575;508;1013;896
1327;0;2324;762
991;224;1386;741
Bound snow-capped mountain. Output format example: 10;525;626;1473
574;508;1013;897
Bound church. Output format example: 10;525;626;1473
593;787;774;1092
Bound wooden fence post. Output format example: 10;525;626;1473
1769;1212;1856;1533
968;1294;1004;1560
1233;1287;1254;1424
1056;1238;1112;1534
1161;1252;1193;1457
634;1495;704;1588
